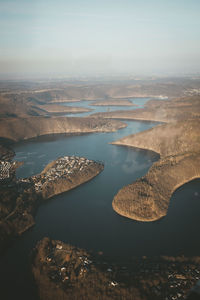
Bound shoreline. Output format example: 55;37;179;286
0;154;104;254
112;152;200;221
111;113;200;221
32;237;200;300
0;116;126;142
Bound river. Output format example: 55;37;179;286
0;97;200;299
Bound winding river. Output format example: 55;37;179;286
0;97;200;299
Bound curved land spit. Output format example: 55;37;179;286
113;152;200;221
32;156;104;199
0;155;104;253
111;97;200;222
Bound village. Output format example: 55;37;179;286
0;160;18;181
35;238;200;300
184;88;200;96
135;258;200;300
27;155;103;193
0;160;11;180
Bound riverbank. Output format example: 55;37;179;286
0;116;126;142
32;237;200;300
0;155;104;254
112;118;200;158
113;152;200;221
111;99;200;221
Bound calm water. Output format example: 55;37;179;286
0;97;200;300
61;97;150;117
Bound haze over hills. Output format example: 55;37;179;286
1;76;200;100
0;77;200;118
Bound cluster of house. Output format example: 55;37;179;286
31;156;97;192
43;240;200;299
184;88;200;96
45;242;120;291
0;160;12;180
157;95;168;99
45;242;94;283
45;241;123;291
137;260;200;300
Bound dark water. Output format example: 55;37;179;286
12;120;159;256
0;97;200;299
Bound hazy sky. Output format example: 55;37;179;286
0;0;200;77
